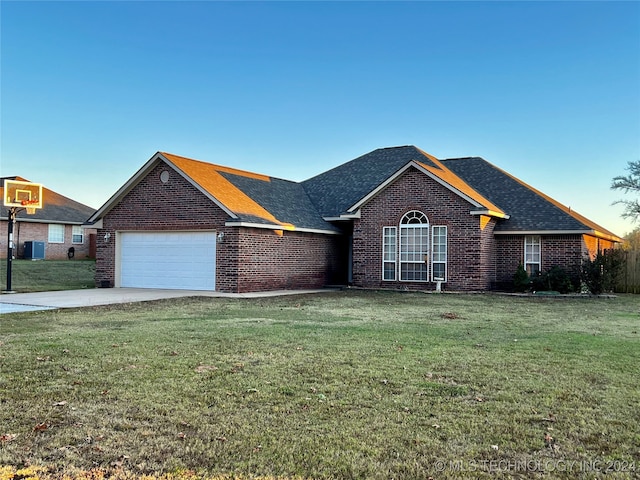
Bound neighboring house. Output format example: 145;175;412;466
86;147;621;292
1;177;97;260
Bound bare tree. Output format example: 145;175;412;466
612;160;640;222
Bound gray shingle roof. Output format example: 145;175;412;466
302;146;437;217
219;172;341;232
441;157;617;235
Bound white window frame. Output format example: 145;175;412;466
431;226;447;282
399;211;430;282
48;224;65;243
72;225;84;244
524;235;541;276
382;226;397;281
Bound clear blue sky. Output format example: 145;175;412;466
2;1;639;236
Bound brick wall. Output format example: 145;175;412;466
96;163;230;288
234;228;347;293
96;162;347;292
0;220;96;260
352;167;498;291
495;234;585;287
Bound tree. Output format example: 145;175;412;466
611;160;640;221
623;226;640;250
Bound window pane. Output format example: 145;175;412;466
433;263;446;280
401;263;427;281
48;224;64;243
72;226;84;244
431;226;447;281
383;262;396;281
382;227;397;281
524;235;541;276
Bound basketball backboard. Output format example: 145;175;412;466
3;179;43;209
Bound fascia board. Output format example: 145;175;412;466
347;161;488;213
495;229;622;243
84;218;103;228
225;220;342;236
323;211;361;221
470;210;511;219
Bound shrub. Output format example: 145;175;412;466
580;249;625;294
513;264;529;292
531;266;576;294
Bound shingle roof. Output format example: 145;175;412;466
1;177;95;224
88;147;620;241
302;146;503;216
441;157;620;238
161;153;341;233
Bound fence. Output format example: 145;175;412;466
616;250;640;294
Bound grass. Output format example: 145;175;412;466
0;260;95;293
0;291;638;479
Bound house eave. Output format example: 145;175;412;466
495;229;623;243
323;211;361;221
85;218;103;229
2;216;91;225
470;209;510;219
224;221;342;236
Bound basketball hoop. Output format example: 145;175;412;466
3;179;44;292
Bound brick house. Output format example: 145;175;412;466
1;177;97;260
87;147;621;292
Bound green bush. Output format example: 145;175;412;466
531;265;576;293
580;249;625;294
513;264;529;292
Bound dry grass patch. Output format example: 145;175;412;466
1;291;638;479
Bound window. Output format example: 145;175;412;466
524;235;541;276
382;227;397;281
382;212;449;283
400;211;430;282
48;224;65;243
432;226;447;281
72;226;84;244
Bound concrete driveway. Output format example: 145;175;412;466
0;288;336;314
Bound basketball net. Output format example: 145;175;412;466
26;207;36;215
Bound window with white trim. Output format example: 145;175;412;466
72;226;84;244
382;227;397;281
48;224;65;243
524;235;541;276
432;226;447;281
400;211;430;282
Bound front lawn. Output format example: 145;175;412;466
0;291;638;479
0;259;95;292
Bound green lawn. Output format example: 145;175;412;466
0;259;95;292
0;291;638;479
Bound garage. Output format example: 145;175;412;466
119;231;216;290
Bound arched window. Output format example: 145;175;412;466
400;211;430;281
382;211;447;283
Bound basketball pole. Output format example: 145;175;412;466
5;207;17;293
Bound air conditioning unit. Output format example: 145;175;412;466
24;241;45;260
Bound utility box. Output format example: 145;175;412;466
24;241;45;260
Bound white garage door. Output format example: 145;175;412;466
119;231;216;290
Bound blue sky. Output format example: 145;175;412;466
2;1;639;236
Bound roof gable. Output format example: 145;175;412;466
302;146;505;217
87;152;340;234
